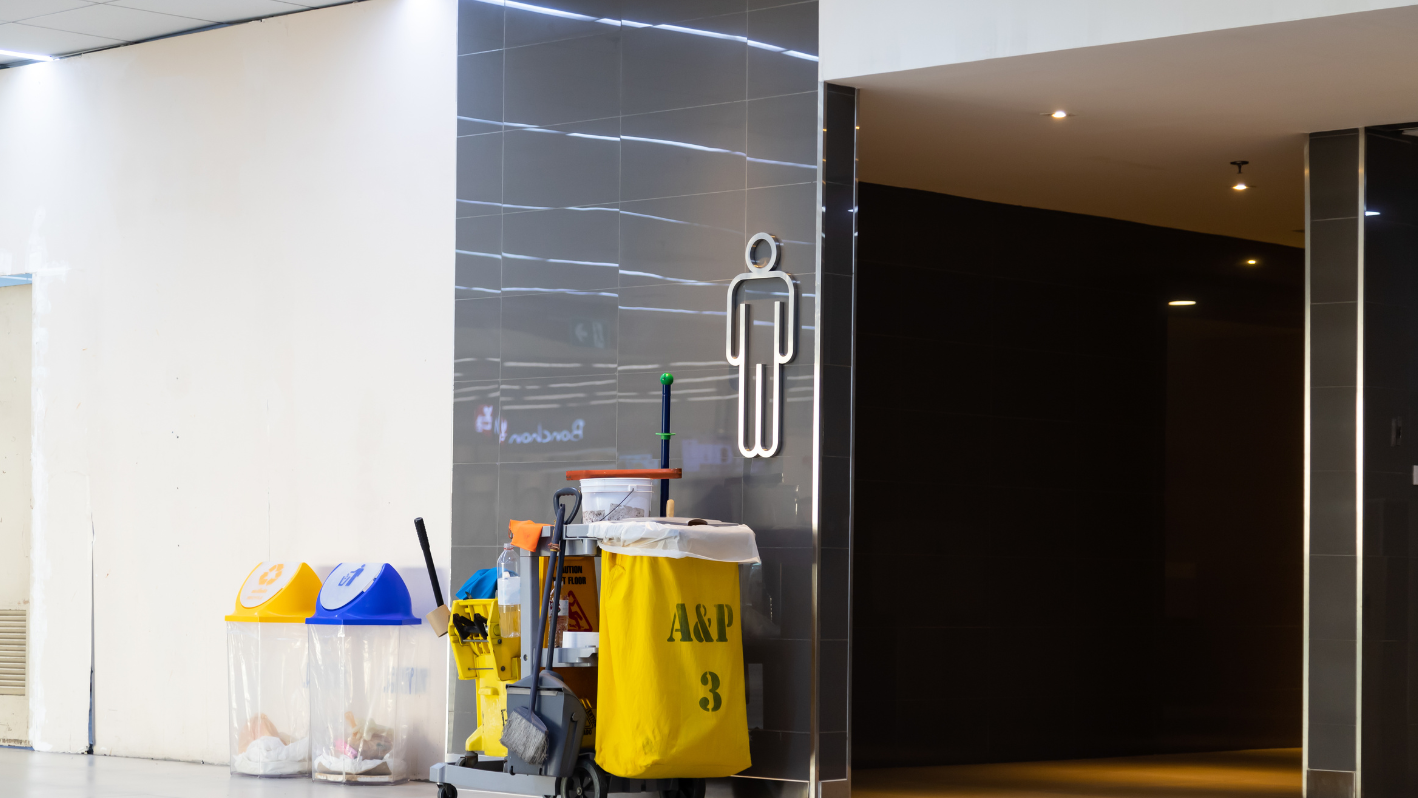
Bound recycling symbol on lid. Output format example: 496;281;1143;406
258;563;284;586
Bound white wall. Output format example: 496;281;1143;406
0;284;31;612
0;0;456;769
821;0;1418;80
0;283;31;745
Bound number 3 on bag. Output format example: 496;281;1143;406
699;671;721;712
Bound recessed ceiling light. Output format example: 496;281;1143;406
0;49;54;62
1168;300;1197;306
1246;259;1258;265
1230;160;1250;190
1051;110;1068;119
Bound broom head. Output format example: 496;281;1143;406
501;705;550;765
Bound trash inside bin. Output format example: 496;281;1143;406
590;519;759;779
225;562;323;777
305;562;421;784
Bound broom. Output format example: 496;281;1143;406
413;517;451;636
501;488;578;764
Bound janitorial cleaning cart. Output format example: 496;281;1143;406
430;481;761;798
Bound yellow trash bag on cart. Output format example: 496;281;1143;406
595;551;751;778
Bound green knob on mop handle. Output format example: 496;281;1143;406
660;373;674;386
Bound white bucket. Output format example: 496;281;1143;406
564;631;599;649
580;478;655;522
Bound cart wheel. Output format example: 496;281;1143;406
662;778;706;798
437;783;458;798
558;761;608;798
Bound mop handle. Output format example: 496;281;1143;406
543;504;567;656
528;506;559;715
658;372;674;516
546;512;567;678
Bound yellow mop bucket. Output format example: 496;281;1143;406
593;520;759;779
448;598;520;757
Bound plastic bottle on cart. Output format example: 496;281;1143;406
496;543;520;637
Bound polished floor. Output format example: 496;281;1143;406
3;745;1302;797
0;747;435;797
853;748;1301;798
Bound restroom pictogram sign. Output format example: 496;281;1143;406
726;232;796;457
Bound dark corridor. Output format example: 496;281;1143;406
850;184;1305;767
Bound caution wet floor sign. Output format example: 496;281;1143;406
539;556;600;632
595;552;751;778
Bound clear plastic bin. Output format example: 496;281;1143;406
225;562;322;777
306;562;420;784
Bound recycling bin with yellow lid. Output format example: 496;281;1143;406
225;561;323;777
306;562;421;784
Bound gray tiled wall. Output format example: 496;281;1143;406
452;0;838;788
1307;126;1418;798
816;83;856;785
1307;129;1361;786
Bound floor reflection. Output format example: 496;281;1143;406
853;748;1301;798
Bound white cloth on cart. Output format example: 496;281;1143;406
585;519;759;563
233;735;310;776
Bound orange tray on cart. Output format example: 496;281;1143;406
565;468;682;480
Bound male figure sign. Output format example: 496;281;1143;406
725;233;796;458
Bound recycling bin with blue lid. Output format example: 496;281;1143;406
306;562;421;784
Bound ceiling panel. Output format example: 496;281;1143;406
842;5;1418;247
0;20;119;59
109;0;303;23
22;3;204;41
0;0;92;24
0;0;349;63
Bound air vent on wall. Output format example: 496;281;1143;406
0;610;26;696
